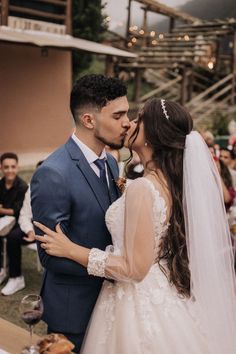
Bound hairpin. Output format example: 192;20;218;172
160;99;169;120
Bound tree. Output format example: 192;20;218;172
72;0;108;80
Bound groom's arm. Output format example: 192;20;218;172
31;165;88;276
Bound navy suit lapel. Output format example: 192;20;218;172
65;138;110;213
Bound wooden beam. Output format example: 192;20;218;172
169;17;175;33
65;0;72;34
35;0;67;6
133;69;142;102
142;7;148;46
181;67;189;105
126;0;132;47
231;27;236;104
105;55;114;77
9;5;66;21
1;0;9;26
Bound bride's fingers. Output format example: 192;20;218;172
35;234;50;243
34;221;56;236
55;223;63;234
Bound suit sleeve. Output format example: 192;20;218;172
31;165;88;276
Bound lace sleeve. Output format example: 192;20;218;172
87;248;109;277
87;178;156;282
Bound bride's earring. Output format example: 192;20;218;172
144;142;148;147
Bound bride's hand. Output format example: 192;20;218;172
34;221;73;258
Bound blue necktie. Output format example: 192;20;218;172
94;158;108;188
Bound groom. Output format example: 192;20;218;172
31;75;130;352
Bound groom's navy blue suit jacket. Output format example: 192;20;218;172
31;137;120;334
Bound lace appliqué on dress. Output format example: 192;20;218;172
87;248;108;277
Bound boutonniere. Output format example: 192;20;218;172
115;177;127;194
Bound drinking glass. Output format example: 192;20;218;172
20;294;43;353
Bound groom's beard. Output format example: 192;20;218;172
95;134;125;150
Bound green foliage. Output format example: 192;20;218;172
77;56;106;78
72;0;108;80
196;111;233;136
211;112;233;136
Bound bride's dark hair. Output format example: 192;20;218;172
130;98;193;297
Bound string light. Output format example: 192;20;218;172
184;34;190;41
131;37;137;43
208;61;214;70
127;42;133;47
159;33;164;39
152;40;158;45
133;25;138;31
150;31;156;37
177;36;182;40
139;29;145;35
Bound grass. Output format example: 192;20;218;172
0;247;47;336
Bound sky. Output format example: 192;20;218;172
102;0;190;34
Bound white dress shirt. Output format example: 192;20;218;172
18;187;34;235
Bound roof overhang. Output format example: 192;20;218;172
0;26;137;58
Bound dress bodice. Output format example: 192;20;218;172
105;178;169;256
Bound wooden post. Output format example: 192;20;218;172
105;56;114;77
188;68;193;102
169;17;175;33
133;68;142;102
1;0;9;26
65;0;72;34
142;7;148;47
231;26;236;104
215;39;221;72
181;66;188;105
126;0;132;47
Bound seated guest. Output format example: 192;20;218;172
1;161;43;295
0;153;28;286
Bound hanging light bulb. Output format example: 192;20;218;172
150;31;156;37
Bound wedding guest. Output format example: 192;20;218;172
1;161;43;295
0;153;28;285
219;148;236;188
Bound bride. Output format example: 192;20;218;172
35;98;236;354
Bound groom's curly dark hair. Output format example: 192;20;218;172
70;74;127;124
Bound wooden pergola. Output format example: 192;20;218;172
126;0;200;46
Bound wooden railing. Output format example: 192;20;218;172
186;72;236;121
0;0;72;34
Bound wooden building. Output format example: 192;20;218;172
116;0;236;125
0;0;136;166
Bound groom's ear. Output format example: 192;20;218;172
81;113;95;129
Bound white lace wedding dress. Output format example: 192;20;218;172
81;177;210;354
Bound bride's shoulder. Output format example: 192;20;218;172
126;177;155;195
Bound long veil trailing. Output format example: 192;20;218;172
183;131;236;353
